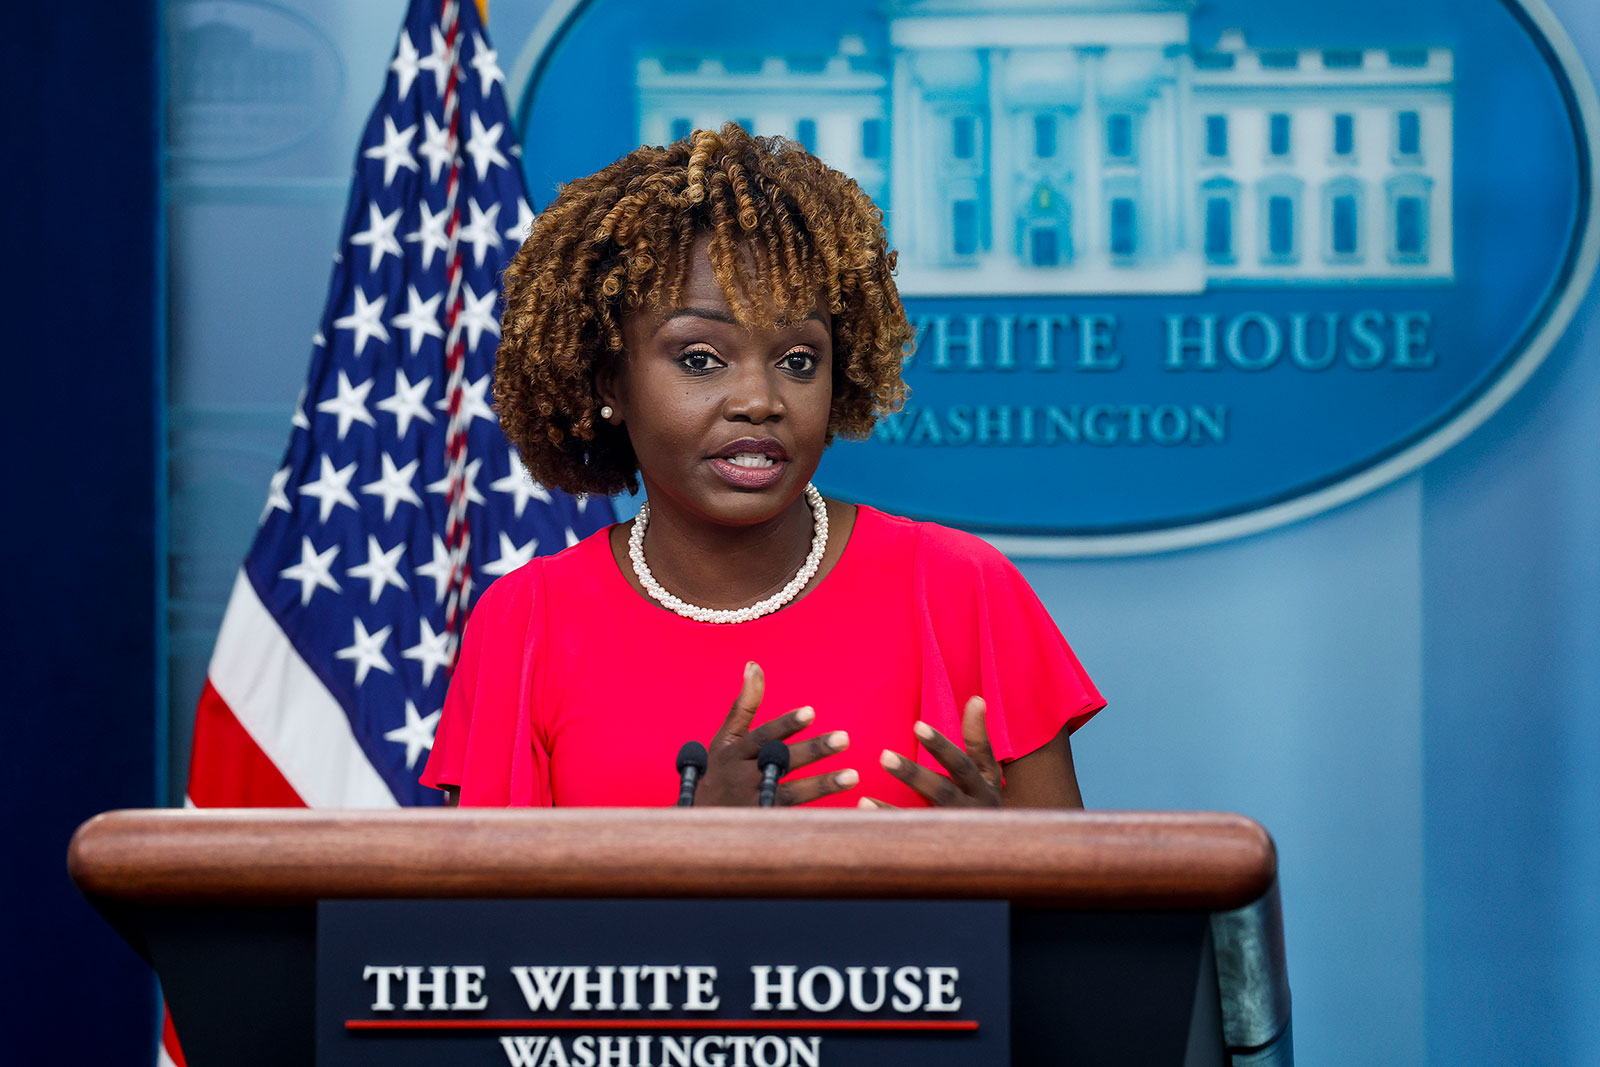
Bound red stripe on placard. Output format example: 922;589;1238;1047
346;1019;978;1032
187;679;307;808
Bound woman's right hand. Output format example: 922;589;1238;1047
696;662;858;806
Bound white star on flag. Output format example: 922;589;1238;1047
469;33;505;95
483;531;539;577
459;198;503;267
292;387;311;429
403;617;456;686
333;288;390;355
360;453;424;520
490;449;552;518
278;536;342;605
299;454;361;522
316;370;377;439
455;285;501;351
376;370;434;437
390;284;445;354
347;535;410;603
336;617;395;686
405;200;451;270
426;456;486;506
418;25;457;95
389;29;420;99
417;112;456;184
414;534;457;604
504;198;535;244
363;115;419;187
384;701;441;771
435;373;496;427
349;203;403;272
465;112;509;180
261;466;292;523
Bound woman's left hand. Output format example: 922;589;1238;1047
865;696;1003;808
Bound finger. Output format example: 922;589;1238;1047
776;768;860;806
961;697;1003;789
912;720;993;800
786;730;849;772
742;705;816;752
879;749;964;807
714;662;764;740
857;796;897;809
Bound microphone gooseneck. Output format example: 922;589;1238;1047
756;739;790;809
676;741;709;808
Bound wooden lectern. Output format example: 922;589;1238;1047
69;809;1291;1066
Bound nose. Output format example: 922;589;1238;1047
723;363;785;424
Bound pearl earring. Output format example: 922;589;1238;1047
600;405;614;420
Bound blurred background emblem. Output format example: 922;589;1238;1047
514;0;1597;554
167;0;344;162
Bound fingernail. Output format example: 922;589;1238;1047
835;768;860;788
744;661;755;679
795;706;815;724
857;797;876;809
880;750;902;771
912;722;934;742
827;730;849;750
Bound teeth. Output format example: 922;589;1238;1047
726;453;776;468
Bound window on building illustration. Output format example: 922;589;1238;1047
1205;197;1233;261
1031;227;1060;267
1397;111;1421;156
1268;195;1295;258
1106;114;1134;161
1323;49;1363;69
1259;50;1299;69
953;199;978;256
1035;114;1057;159
670;118;693;142
1333;114;1354;157
796;119;816;151
1331;195;1359;256
1110;198;1137;257
1269;114;1292;157
1205;115;1228;159
953;116;976;159
1389;48;1429;67
1395;196;1426;257
861;119;884;159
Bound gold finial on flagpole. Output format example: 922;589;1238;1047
475;0;488;21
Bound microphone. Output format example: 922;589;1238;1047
756;739;789;809
676;741;708;807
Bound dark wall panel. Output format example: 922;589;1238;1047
3;3;161;1061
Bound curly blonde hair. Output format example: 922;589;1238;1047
494;124;913;495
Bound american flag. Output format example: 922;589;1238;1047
169;0;611;1057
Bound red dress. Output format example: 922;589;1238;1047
421;505;1104;806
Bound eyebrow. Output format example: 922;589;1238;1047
656;306;827;333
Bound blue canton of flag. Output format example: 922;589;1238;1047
192;0;613;812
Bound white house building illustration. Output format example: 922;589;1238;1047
635;0;1454;295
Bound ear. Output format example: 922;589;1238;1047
594;355;626;423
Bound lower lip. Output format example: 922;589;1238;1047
709;457;788;489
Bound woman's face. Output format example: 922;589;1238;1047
605;238;834;528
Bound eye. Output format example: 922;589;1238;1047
778;348;819;376
677;346;726;374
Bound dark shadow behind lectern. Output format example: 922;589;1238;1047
69;809;1292;1065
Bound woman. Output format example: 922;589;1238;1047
422;125;1103;809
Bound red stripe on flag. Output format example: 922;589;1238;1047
161;1007;188;1067
187;680;307;808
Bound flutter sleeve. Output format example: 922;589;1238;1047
912;523;1105;771
419;563;552;806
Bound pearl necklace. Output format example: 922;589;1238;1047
629;483;829;624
